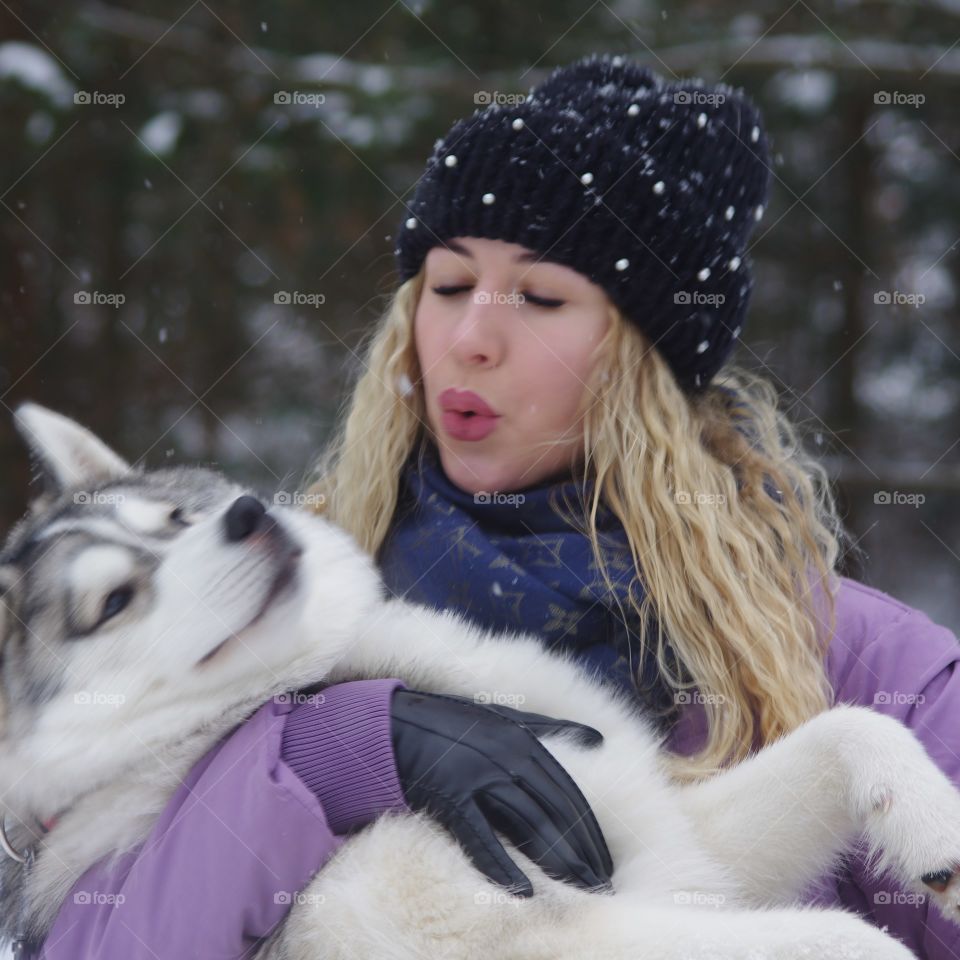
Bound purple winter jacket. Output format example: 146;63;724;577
34;576;960;959
33;678;408;959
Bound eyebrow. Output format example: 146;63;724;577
441;239;542;264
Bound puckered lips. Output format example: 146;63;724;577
438;388;501;442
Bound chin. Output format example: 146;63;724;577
440;453;507;494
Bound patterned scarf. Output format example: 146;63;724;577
376;440;687;724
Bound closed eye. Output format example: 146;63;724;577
522;292;565;309
431;285;473;297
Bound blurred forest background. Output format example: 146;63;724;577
1;1;959;629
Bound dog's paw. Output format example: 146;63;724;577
823;708;960;925
862;782;960;921
855;758;960;923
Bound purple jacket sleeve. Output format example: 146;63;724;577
814;577;960;959
34;678;407;960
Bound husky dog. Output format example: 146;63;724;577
2;403;960;960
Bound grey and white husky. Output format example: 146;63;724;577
2;402;960;960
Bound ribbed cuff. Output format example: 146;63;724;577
280;678;409;835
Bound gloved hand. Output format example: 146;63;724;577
390;688;614;897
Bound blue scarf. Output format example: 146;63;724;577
376;441;687;724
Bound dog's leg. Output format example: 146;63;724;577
676;704;960;917
333;597;650;731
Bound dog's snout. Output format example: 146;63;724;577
224;495;267;543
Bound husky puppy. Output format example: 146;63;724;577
2;403;960;960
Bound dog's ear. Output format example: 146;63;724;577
13;403;131;502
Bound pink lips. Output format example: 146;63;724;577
438;388;501;442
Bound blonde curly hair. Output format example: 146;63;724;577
304;267;848;782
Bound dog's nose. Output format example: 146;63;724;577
224;495;267;542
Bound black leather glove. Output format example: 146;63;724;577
390;688;614;897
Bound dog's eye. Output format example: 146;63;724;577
100;585;134;624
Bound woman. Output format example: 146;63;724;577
35;54;960;959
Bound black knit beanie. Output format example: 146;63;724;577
393;53;772;392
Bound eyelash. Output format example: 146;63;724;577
430;285;565;309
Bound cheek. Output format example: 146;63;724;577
516;354;590;428
518;322;601;394
413;307;442;376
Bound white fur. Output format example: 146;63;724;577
4;406;960;958
11;504;960;958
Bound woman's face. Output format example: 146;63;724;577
414;236;611;495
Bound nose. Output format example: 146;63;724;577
452;295;506;367
224;495;267;542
